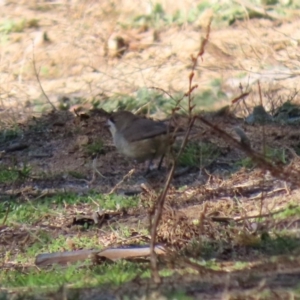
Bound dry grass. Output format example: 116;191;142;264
1;1;300;118
1;0;300;299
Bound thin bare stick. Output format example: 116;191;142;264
148;86;176;101
197;116;300;186
149;115;196;283
149;162;175;283
149;19;211;284
108;168;135;195
32;42;56;110
258;80;265;217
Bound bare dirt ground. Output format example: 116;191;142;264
1;1;300;299
1;1;300;116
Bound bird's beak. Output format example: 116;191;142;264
104;119;110;129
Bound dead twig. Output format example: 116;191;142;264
149;162;176;283
149;19;211;283
32;41;56;111
258;80;266;217
197;116;300;186
108;168;135;195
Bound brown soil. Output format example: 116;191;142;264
1;1;300;299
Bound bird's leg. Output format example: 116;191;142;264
145;154;164;176
157;154;165;170
145;159;154;175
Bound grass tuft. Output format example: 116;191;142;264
178;141;220;168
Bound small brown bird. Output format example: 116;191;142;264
107;111;174;172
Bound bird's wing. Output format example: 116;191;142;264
123;118;168;142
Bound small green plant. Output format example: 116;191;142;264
92;193;139;210
84;139;105;156
57;94;85;111
95;260;146;286
131;3;166;28
0;192;138;225
130;2;210;27
27;18;39;28
178;141;220;168
0;126;21;143
165;291;193;300
27;115;51;132
68;171;86;179
265;146;287;164
235;157;254;169
0;167;19;183
18;163;32;178
101;86;228;115
236;146;287;170
198;258;221;271
31;97;54;113
91;98;101;109
125;1;300;30
110;224;132;238
0;259;147;289
108;223;147;241
0;19;25;33
275;204;300;219
101;88;176;114
40;66;49;76
0;163;30;184
258;233;300;256
0;18;39;34
193;89;227;109
232;261;250;270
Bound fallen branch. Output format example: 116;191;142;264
35;245;166;267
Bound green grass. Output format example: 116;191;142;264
0;191;144;291
84;139;105;156
0;192;139;225
100;86;228;114
14;234;100;261
0;260;176;300
0;166;20;183
265;146;288;164
178;141;220;168
2;227;300;296
0;164;31;184
235;156;255;169
100;88;177;113
68;171;87;179
57;94;86;111
275;205;300;219
0;18;39;34
165;291;194;300
96;75;230;115
123;1;300;29
0;126;21;143
0;260;148;289
258;233;300;256
235;146;288;169
0;19;26;34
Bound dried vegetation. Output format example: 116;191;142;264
1;0;300;299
